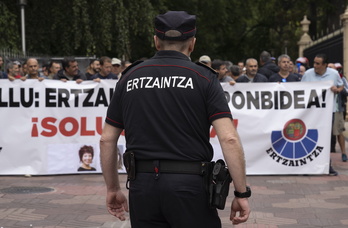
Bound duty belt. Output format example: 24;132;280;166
136;160;211;175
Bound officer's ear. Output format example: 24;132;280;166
188;37;196;54
154;35;161;51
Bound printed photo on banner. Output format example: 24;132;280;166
46;143;100;174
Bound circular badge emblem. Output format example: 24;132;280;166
271;119;318;159
283;119;306;141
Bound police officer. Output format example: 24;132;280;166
100;11;251;227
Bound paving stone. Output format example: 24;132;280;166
0;146;347;227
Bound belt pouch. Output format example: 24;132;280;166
123;151;136;181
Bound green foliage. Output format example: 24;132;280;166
0;0;345;62
0;1;20;50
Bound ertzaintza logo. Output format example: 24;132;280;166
266;119;323;167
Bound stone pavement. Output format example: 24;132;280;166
0;154;347;228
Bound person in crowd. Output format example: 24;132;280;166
53;57;86;83
335;63;343;77
298;64;306;76
85;59;100;80
229;65;240;81
269;54;300;82
21;61;28;77
226;64;239;85
41;62;50;77
289;60;303;80
301;54;344;173
212;59;233;82
327;63;348;162
236;58;268;83
121;60;132;73
225;60;233;71
13;60;23;79
100;11;250;227
334;62;347;125
258;51;279;79
111;57;122;79
21;58;46;81
6;61;20;81
237;60;246;77
0;56;7;79
296;56;310;70
289;60;295;73
47;61;62;79
77;145;96;171
6;60;22;81
199;55;212;67
90;56;117;82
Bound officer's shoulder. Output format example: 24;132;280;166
122;60;144;75
195;61;216;74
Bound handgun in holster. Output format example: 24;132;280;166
123;151;136;189
209;159;232;210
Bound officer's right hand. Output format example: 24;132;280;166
106;189;129;221
230;197;250;225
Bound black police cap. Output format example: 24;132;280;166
155;11;196;41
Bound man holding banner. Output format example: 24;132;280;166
301;53;344;175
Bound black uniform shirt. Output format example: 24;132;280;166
106;50;232;161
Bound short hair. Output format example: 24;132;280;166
211;59;226;70
6;62;18;73
62;57;76;71
89;59;99;66
229;65;240;76
47;61;61;74
315;53;328;64
78;145;94;162
260;51;271;63
245;58;258;66
225;61;233;69
49;60;60;68
278;54;291;63
157;37;193;52
99;56;111;66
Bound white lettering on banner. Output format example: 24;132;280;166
223;89;327;110
126;76;194;92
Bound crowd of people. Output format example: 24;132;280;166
197;51;344;84
0;51;343;85
0;51;347;168
0;50;347;168
0;52;347;170
0;55;131;83
196;51;347;175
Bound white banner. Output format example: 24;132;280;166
0;80;333;175
219;81;333;175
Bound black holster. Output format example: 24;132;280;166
123;151;136;189
208;159;232;210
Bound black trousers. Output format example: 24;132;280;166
129;173;221;228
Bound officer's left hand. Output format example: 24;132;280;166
106;189;129;220
230;197;250;225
